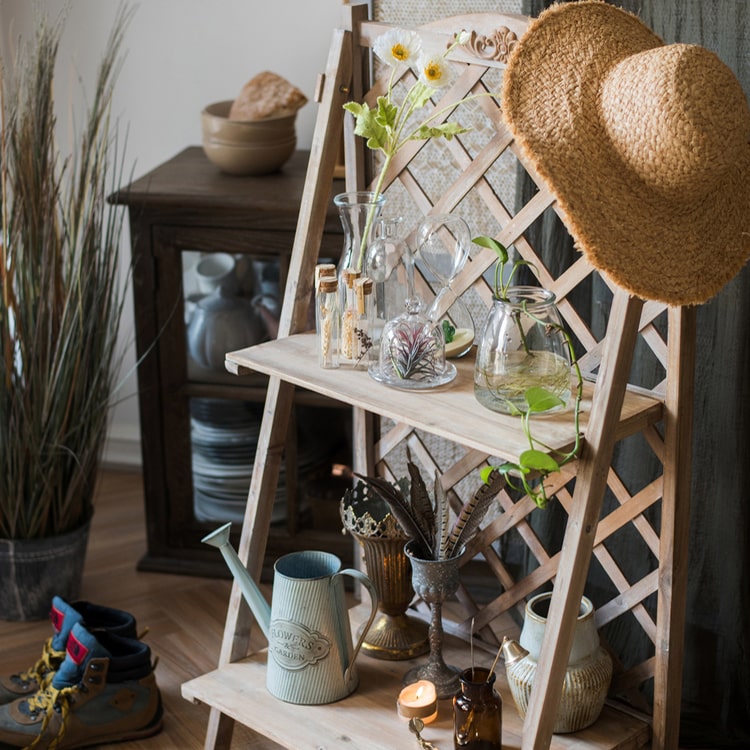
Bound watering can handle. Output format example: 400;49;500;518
337;568;379;684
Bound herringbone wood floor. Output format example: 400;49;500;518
0;470;278;750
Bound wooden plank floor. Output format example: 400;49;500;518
0;470;278;750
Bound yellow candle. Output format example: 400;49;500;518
396;680;438;724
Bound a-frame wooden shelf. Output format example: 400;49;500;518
182;5;694;750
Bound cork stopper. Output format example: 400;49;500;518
355;276;373;314
315;263;337;291
319;277;338;294
342;267;361;289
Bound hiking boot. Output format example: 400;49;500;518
0;622;163;749
0;598;137;705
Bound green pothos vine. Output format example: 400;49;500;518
473;236;584;508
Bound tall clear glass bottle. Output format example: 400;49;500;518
340;267;360;364
316;277;340;369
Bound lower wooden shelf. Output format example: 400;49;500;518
182;605;650;750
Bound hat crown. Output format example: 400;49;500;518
600;44;750;199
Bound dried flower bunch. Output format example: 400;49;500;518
0;8;131;539
356;459;504;561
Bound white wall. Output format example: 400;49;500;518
0;0;343;466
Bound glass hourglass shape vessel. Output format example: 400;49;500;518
415;214;475;359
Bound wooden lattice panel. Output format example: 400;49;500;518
350;15;673;717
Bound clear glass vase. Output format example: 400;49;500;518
416;214;475;359
474;286;571;415
333;191;386;280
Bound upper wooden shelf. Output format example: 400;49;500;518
225;333;663;464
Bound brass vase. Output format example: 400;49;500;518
341;483;429;661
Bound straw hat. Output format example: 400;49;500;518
501;0;750;305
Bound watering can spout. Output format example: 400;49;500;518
202;522;270;639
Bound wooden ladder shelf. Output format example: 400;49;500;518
182;5;693;750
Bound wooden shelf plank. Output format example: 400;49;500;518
226;333;662;464
182;604;650;750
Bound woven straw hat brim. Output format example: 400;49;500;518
502;0;750;306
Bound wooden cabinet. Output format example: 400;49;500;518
113;148;351;578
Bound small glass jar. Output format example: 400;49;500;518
474;286;571;414
453;667;502;749
316;277;340;369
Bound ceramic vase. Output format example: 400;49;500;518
501;592;613;733
0;519;91;621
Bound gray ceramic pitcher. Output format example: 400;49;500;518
203;523;378;704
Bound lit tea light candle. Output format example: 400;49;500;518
397;680;438;724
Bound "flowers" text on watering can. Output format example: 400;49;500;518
269;620;331;670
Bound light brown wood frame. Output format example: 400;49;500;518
184;5;694;750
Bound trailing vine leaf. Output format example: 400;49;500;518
525;386;565;414
519;450;560;474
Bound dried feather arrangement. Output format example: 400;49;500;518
355;460;504;561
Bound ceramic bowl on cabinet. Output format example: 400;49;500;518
201;100;296;176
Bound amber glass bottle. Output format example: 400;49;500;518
453;667;502;749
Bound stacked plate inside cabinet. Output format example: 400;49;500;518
191;398;328;525
190;398;275;524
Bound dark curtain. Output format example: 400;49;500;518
522;1;750;746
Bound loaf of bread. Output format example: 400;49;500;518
228;71;308;121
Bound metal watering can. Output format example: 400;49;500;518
203;522;378;705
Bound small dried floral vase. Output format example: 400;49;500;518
474;286;571;414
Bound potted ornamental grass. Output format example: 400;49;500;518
0;7;131;620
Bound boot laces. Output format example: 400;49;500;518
17;639;65;690
22;683;79;750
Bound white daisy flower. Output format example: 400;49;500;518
418;51;452;89
373;28;421;67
